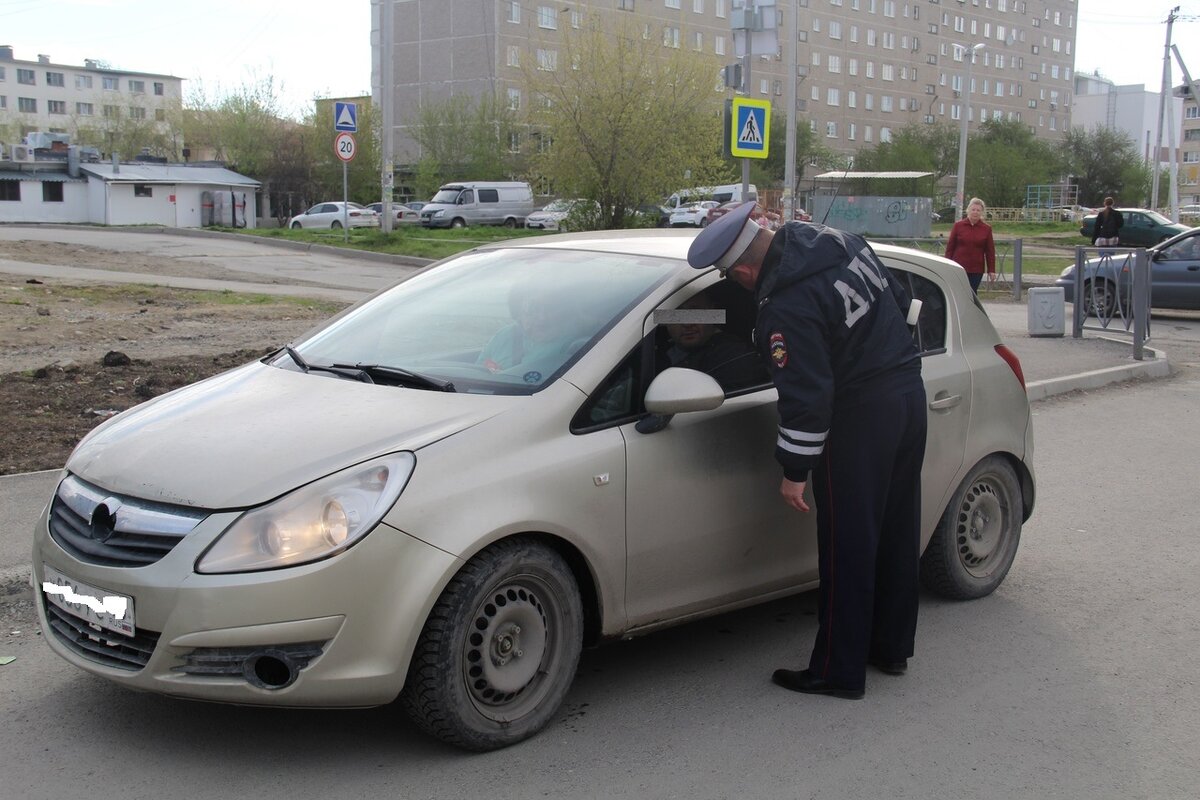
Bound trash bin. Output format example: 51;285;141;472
1028;286;1065;338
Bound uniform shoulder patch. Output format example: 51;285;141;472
769;332;788;368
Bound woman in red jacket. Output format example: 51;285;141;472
944;197;996;294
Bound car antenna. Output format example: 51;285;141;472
820;161;853;226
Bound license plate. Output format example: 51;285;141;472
42;564;136;637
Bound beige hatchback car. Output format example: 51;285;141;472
32;230;1034;750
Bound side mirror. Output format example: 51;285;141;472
644;368;725;415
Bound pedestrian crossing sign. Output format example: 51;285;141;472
730;97;770;159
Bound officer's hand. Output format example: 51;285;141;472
780;478;810;513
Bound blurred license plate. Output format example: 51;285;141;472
42;564;135;637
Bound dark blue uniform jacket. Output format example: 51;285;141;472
754;223;922;482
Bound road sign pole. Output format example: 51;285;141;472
342;161;349;244
742;51;751;201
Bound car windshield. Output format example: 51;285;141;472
284;247;676;395
430;188;462;203
1142;210;1173;225
542;200;572;212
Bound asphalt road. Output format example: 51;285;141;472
2;226;1197;798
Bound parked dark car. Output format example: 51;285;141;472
1056;227;1200;315
1079;208;1192;247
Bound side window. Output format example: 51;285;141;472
888;268;947;354
572;336;653;431
459;190;474;205
654;283;769;395
478;189;500;203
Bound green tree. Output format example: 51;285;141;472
408;93;523;193
522;18;728;228
746;111;839;195
851;122;959;195
1057;125;1151;207
967;118;1058;207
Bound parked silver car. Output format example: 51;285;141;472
288;202;379;230
33;231;1035;751
1056;226;1200;314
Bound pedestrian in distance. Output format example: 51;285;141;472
686;202;928;700
944;197;997;295
1092;197;1124;247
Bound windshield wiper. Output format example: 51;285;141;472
330;362;456;392
284;346;372;383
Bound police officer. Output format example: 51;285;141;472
687;202;927;700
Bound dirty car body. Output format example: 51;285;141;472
32;230;1035;750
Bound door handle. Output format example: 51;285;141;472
1188;265;1199;271
929;393;962;411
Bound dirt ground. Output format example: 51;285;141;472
0;239;348;475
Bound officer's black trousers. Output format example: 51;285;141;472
807;382;928;690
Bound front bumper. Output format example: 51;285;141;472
33;494;458;708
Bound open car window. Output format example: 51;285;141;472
887;267;948;355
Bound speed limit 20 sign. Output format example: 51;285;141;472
334;131;357;162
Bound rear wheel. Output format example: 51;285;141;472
503;218;517;229
920;456;1023;600
1082;278;1117;317
400;538;583;751
331;220;343;230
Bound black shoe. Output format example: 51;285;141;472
771;669;864;700
869;657;908;676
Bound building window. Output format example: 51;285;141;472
0;66;5;81
537;6;557;29
716;35;726;55
507;1;520;23
570;9;582;27
129;79;145;93
619;0;635;10
881;127;892;142
509;132;521;153
694;0;704;11
867;29;877;47
103;76;119;90
17;68;35;85
129;106;146;119
0;180;20;201
536;49;558;71
826;121;838;138
664;26;680;48
828;55;841;73
694;32;703;50
848;58;858;76
760;77;769;95
882;64;894;81
18;97;36;113
883;0;895;16
1186;106;1199;120
849;25;858;43
865;93;874;111
43;182;64;203
716;0;725;17
848;122;856;140
134;184;153;198
507;46;520;67
48;100;66;115
154;82;164;95
103;104;119;118
847;90;857;107
46;71;65;87
507;88;521;111
75;75;93;89
155;109;165;121
827;88;840;105
883;31;895;49
881;95;893;112
666;0;681;7
829;21;842;39
0;96;7;109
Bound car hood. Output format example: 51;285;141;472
66;362;512;509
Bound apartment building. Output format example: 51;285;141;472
375;0;1078;167
1176;83;1199;205
0;46;182;144
1072;73;1184;164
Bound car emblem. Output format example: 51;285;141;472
89;499;122;543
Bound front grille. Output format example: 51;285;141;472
48;475;206;568
44;601;160;671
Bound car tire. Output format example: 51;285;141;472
290;221;302;229
331;220;343;230
920;455;1023;600
400;537;583;751
1082;278;1118;317
503;218;517;229
451;218;467;229
699;217;709;228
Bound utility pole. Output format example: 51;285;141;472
1151;7;1179;211
379;0;396;234
783;0;798;222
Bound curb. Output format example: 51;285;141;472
1026;339;1170;402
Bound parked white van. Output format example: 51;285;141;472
664;183;757;211
418;181;535;229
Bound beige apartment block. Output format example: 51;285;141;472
0;46;182;146
376;0;1077;168
1177;84;1200;205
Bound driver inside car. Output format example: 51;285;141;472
478;282;585;383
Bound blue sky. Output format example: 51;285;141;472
2;0;1198;118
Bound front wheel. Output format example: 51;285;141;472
920;456;1023;600
400;538;583;751
503;218;517;229
1082;279;1117;317
450;217;467;229
290;221;302;229
699;217;709;228
331;220;343;230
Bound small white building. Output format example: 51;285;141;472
79;164;260;228
0;162;259;227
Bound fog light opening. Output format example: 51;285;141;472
245;651;298;690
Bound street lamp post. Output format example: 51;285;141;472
954;43;985;221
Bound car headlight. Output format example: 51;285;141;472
196;453;416;574
1059;264;1075;278
432;209;444;217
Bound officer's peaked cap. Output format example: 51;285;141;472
686;201;759;271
